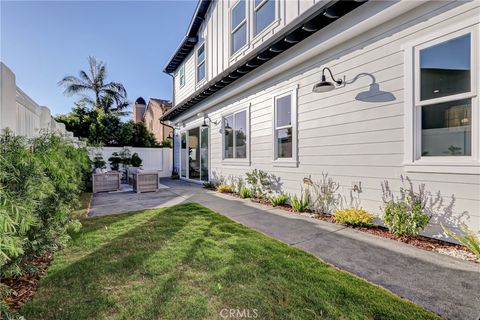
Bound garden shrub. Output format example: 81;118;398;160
309;172;340;214
239;186;251;199
290;189;311;212
92;153;106;170
0;130;90;278
381;176;433;237
216;184;234;193
245;169;273;198
131;152;143;167
202;181;215;189
269;194;289;206
333;208;374;227
108;152;121;170
441;223;480;262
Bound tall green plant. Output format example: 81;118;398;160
0;130;89;278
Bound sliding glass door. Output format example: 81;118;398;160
180;127;209;181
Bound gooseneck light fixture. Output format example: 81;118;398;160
197;112;219;128
312;67;344;93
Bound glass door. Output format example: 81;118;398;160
200;127;209;181
188;128;200;180
180;127;209;181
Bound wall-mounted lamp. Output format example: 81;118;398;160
312;67;344;93
197;112;219;128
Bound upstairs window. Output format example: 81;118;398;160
223;109;248;159
414;29;476;158
197;43;206;82
179;64;185;88
231;0;247;55
254;0;275;36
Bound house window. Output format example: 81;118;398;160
414;29;476;159
197;43;206;82
254;0;275;36
274;93;293;158
231;0;247;55
179;64;185;88
223;109;248;159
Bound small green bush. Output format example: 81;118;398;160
245;169;273;198
381;176;432;237
108;152;121;170
269;194;289;206
92;153;106;170
333;208;374;227
216;184;234;193
290;189;310;212
239;186;251;199
202;181;215;189
131;152;143;167
442;223;480;262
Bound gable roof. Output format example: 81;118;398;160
163;0;212;74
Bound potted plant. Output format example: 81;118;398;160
92;153;106;172
131;152;143;168
108;152;122;171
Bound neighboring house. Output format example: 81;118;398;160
133;97;173;143
161;0;480;238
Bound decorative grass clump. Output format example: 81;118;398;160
268;193;289;206
333;208;375;227
216;184;234;193
239;186;251;198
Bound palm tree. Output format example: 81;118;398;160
58;56;129;113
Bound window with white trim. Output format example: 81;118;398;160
413;26;478;160
197;43;206;82
179;64;185;88
254;0;275;36
223;109;248;159
231;0;247;55
273;87;297;164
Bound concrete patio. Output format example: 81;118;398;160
89;178;480;320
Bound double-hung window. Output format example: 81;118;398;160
197;43;206;82
179;64;185;88
273;87;298;166
254;0;275;36
223;109;248;160
231;0;247;55
405;23;479;173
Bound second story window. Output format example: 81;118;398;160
231;0;247;55
197;43;206;82
179;64;185;88
254;0;275;36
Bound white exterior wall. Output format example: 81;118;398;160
172;1;480;239
173;0;319;104
0;63;78;141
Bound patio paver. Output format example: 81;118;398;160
89;179;480;320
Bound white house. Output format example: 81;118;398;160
161;0;480;238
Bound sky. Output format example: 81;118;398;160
1;0;197;116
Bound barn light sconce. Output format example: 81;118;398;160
312;67;344;93
197;112;219;128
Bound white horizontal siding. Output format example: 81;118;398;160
174;1;480;238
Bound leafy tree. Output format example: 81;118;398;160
117;121;158;147
58;56;128;114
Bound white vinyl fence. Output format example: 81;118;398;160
0;63;80;144
88;147;173;178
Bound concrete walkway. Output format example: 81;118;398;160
89;179;480;320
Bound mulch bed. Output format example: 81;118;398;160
2;252;54;312
215;189;478;263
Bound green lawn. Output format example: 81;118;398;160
21;203;440;320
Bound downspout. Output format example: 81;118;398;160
162;72;176;176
